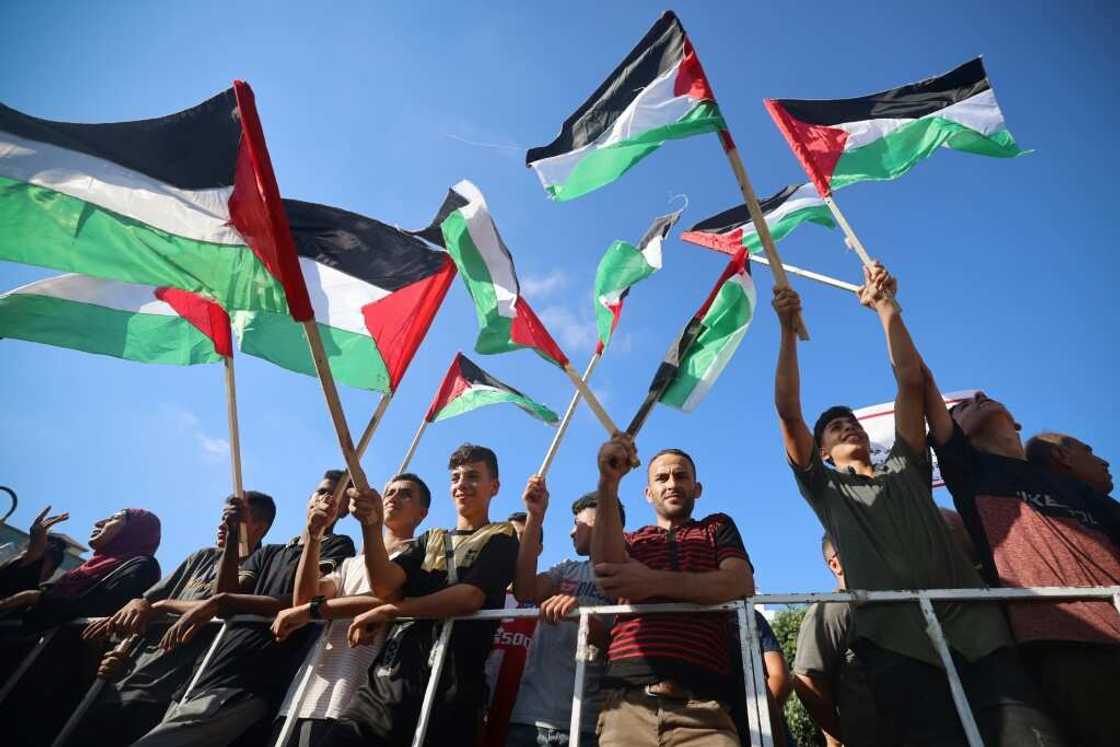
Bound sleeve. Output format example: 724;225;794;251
239;545;267;584
713;515;750;569
793;602;846;677
393;532;427;577
886;429;933;475
320;565;344;595
546;560;571;588
929;421;978;505
790;449;834;507
143;551;197;602
0;556;41;597
459;532;518;601
35;557;162;627
319;535;356;574
755;612;783;654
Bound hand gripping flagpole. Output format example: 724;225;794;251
538;353;601;478
331;393;394;507
222;354;250;559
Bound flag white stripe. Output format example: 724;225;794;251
452;180;519;320
299;257;389;336
835;89;1007;151
2;273;177;316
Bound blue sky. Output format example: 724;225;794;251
2;1;1117;596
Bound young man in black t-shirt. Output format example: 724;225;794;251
322;444;519;747
132;471;355;747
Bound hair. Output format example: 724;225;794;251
1024;432;1070;469
447;443;499;480
571;491;626;527
506;511;541;547
322;469;346;486
813;406;856;450
647;448;697;480
821;532;835;563
244;490;276;528
389;472;432;508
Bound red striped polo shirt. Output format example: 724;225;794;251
606;512;750;694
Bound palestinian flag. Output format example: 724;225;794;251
680;183;834;256
418;180;568;367
526;11;725;201
0;84;312;318
0;274;232;365
234;199;456;393
594;208;682;353
765;58;1025;197
629;249;755;429
425;353;559;425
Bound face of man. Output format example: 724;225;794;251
450;460;499;518
1059;437;1113;495
570;507;597;557
823;544;845;589
383;479;429;531
951;391;1020;439
819;414;871;464
216;499;270;549
645;453;700;522
89;510;127;550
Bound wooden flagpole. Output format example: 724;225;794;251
717;130;809;340
397;419;430;475
301;321;370;492
822;195;901;310
562;362;620;436
746;254;860;294
331;393;394;507
222;355;249;558
538;353;601;477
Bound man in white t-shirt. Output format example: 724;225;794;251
268;472;431;746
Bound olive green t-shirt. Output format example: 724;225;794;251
791;435;1010;666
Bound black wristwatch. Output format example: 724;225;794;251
308;595;326;620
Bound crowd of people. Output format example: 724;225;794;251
1;264;1117;746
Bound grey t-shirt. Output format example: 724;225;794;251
509;558;612;734
794;600;879;746
791;435;1010;666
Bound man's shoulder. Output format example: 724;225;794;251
696;512;740;530
548;557;591;577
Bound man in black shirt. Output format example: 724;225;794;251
322;444;519;746
132;471;355;747
63;492;275;746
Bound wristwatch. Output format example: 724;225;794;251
309;595;327;620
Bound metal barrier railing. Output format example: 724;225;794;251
4;586;1119;747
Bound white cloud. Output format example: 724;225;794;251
537;304;596;353
159;404;230;463
521;270;569;300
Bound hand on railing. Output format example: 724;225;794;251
539;593;578;625
272;604;312;642
348;603;399;647
594;559;658;602
160;598;217;651
82;598;152;641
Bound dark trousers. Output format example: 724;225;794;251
1021;641;1120;747
62;693;169;746
853;640;1067;746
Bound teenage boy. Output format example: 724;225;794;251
321;444;518;746
591;437;754;746
268;473;431;746
132;471;355;747
773;264;1063;745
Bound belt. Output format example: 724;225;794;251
642;679;693;700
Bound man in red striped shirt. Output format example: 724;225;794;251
591;436;755;746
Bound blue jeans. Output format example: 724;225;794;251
506;722;598;747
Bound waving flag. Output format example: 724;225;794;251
594;209;682;353
681;183;834;256
765;58;1025;197
234;199;456;393
0;84;312;318
425;353;559;425
419;180;568;367
0;274;231;365
526;11;725;201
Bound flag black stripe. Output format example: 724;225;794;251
773;58;990;127
687;184;801;234
456;353;526;399
0;90;241;190
636;208;684;251
526;12;685;163
283;199;448;292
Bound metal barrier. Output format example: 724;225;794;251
4;586;1120;747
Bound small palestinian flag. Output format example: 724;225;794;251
0;84;312;318
425;353;559;425
629;248;756;430
680;183;834;256
0;274;232;365
234;199;456;393
594;208;683;353
418;180;568;367
765;58;1025;197
526;11;725;201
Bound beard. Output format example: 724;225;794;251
655;494;695;520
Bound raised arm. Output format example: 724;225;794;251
349;486;407;600
590;435;636;566
513;475;557;604
773;287;815;468
862;263;925;453
292;493;339;606
922;361;954;447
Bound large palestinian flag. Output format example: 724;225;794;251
425;353;559;425
680;183;834;256
0;274;232;365
234;199;456;393
629;248;755;430
0;84;312;318
418;180;568;367
765;58;1025;197
594;208;682;353
526;11;725;201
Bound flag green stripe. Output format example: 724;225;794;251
0;292;223;365
831;118;1023;190
234;311;390;392
595;239;654;347
659;276;754;411
741;204;836;253
0;176;289;313
548;101;726;202
433;386;559;424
